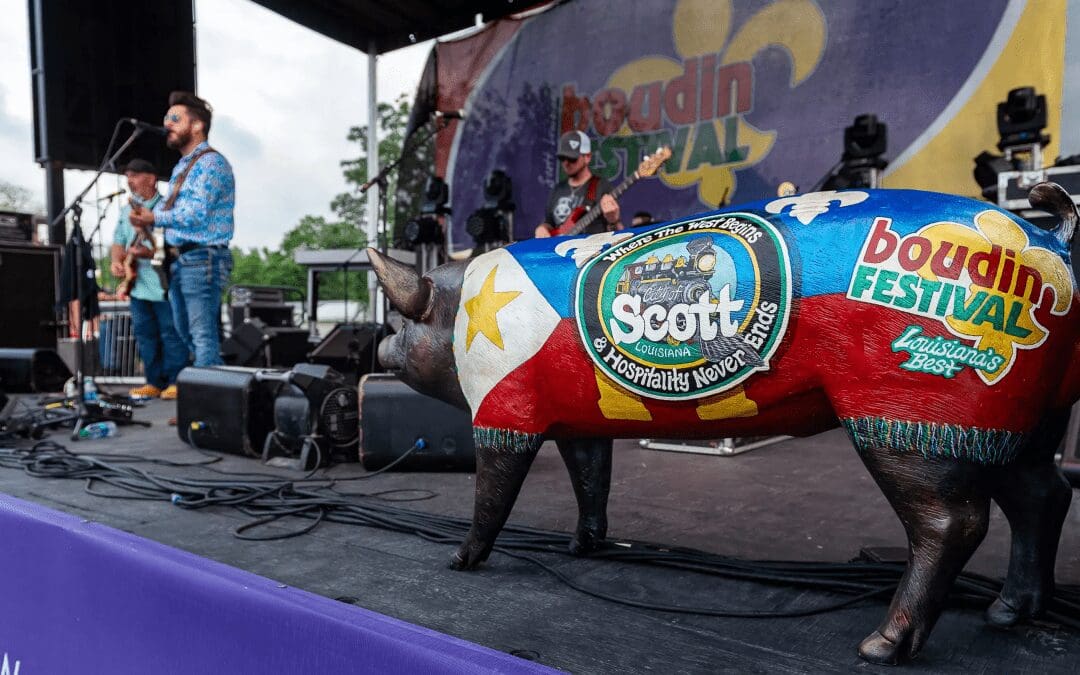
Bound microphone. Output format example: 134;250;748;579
97;189;126;202
127;118;168;136
433;109;466;120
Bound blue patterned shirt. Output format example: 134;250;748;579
153;141;235;246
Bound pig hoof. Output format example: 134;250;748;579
858;631;903;665
568;531;603;556
449;545;486;571
986;595;1043;628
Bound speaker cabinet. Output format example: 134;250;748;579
358;373;475;472
0;244;59;349
176;366;278;457
0;348;72;393
222;319;311;368
29;0;195;175
308;322;388;383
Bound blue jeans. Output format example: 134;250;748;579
130;297;189;387
169;247;232;367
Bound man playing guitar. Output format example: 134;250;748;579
534;130;622;238
109;159;188;400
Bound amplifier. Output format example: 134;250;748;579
222;318;311;368
358;373;475;471
176;366;279;456
0;348;71;393
997;164;1080;211
307;322;387;383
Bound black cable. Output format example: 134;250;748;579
0;439;1078;627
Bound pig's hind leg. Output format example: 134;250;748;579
556;438;613;555
985;410;1072;628
450;429;543;570
855;445;990;664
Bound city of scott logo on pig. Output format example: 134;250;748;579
576;213;792;400
847;209;1074;384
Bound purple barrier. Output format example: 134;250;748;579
0;494;555;674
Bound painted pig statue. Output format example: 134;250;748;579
369;184;1080;665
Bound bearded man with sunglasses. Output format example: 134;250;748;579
533;130;623;238
130;91;234;367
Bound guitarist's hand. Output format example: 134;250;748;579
534;224;553;239
110;261;124;277
128;244;153;259
129;205;155;229
600;194;620;226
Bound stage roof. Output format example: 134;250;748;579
250;0;540;54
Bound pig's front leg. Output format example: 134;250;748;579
556;438;613;555
451;430;543;570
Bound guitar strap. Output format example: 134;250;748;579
584;175;600;204
155;146;218;296
164;146;218;211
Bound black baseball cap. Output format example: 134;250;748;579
557;130;592;160
124;159;157;175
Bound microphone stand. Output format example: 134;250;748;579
359;115;450;331
50;122;151;439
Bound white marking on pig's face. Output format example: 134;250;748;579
766;190;869;225
555;231;633;268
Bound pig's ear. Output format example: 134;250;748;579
368;248;432;320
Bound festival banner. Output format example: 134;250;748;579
428;0;1065;251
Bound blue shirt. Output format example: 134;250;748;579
153;141;235;247
114;193;165;302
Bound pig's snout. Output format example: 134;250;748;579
377;334;403;370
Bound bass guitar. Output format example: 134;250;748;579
551;146;672;237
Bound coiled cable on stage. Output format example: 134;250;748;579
0;440;1078;627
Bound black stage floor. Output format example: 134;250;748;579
3;398;1079;673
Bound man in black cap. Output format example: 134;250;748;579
110;159;188;399
534;130;622;238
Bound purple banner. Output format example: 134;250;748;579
0;494;554;674
445;0;1008;249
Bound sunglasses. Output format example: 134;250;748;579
163;113;182;124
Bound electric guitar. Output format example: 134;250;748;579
150;227;172;294
551;146;672;237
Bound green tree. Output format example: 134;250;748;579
229;95;414;305
0;180;37;211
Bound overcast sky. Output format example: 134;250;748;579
0;0;431;250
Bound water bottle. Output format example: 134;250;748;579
83;377;99;402
78;421;118;440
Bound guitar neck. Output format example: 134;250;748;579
566;171;640;236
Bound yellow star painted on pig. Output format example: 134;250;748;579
464;266;521;351
917;210;1072;384
605;0;825;205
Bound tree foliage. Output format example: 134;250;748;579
0;180;38;212
229;95;413;304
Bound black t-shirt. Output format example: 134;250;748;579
545;175;616;235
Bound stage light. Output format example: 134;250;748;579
996;86;1049;151
403;215;443;246
420;176;450;216
971;86;1061;209
821;114;888;190
466;170;515;251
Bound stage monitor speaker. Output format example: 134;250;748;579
358;373;475;472
176;366;278;457
308;322;388;383
28;0;195;175
0;243;59;349
0;348;72;393
222;319;311;368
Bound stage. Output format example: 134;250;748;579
1;397;1078;672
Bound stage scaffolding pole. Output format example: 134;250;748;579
366;40;382;324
